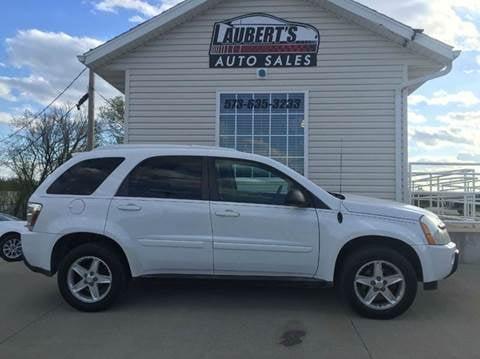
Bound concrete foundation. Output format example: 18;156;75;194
451;232;480;264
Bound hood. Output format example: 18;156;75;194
0;220;28;233
341;193;432;221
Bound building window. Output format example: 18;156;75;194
218;92;306;174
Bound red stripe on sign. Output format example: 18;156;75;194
239;44;317;53
210;43;318;54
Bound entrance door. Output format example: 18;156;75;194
209;157;319;277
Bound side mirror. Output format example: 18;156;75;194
285;189;308;207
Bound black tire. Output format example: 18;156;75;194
338;246;418;320
0;233;23;262
57;243;128;312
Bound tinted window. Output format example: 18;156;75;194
214;159;304;206
47;157;124;195
117;156;203;200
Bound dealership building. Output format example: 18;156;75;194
79;0;459;201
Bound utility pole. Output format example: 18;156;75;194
87;68;95;151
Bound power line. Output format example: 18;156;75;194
0;68;88;144
18;102;80;153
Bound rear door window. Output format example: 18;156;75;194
47;157;124;195
116;156;205;200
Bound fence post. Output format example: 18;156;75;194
429;174;433;210
408;163;413;204
473;170;477;219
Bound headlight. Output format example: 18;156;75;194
420;215;451;245
26;203;43;231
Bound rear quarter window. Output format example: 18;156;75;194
47;157;124;195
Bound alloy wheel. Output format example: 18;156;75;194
67;256;113;303
354;260;406;310
2;237;22;260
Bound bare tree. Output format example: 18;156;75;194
98;96;125;144
0;97;125;217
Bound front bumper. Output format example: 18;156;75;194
424;248;459;290
446;249;460;278
417;241;459;283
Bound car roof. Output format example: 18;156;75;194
95;144;236;153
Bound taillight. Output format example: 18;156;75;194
26;203;43;231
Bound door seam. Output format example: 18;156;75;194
103;197;115;234
208;201;216;274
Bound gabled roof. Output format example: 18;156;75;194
78;0;460;68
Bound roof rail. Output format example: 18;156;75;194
94;144;237;151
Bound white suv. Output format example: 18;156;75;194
22;145;458;319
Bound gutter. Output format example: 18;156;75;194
399;60;456;92
394;50;460;202
399;30;460;93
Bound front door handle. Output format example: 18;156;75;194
215;209;240;218
117;204;142;212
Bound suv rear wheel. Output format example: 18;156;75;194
339;246;418;319
57;243;128;312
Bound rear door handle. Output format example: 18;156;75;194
117;204;142;212
215;209;240;218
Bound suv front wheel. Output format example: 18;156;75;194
57;243;128;312
339;246;418;319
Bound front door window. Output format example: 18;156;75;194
214;158;299;206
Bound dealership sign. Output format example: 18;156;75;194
209;13;320;68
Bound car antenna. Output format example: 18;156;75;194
339;137;344;194
337;137;345;224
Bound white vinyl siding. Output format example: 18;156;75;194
107;0;443;200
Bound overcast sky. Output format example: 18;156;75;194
0;0;479;163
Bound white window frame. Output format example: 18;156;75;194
215;89;309;177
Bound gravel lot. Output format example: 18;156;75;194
1;261;479;359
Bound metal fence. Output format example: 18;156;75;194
409;163;480;222
0;191;19;215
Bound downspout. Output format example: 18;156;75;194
394;61;455;202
